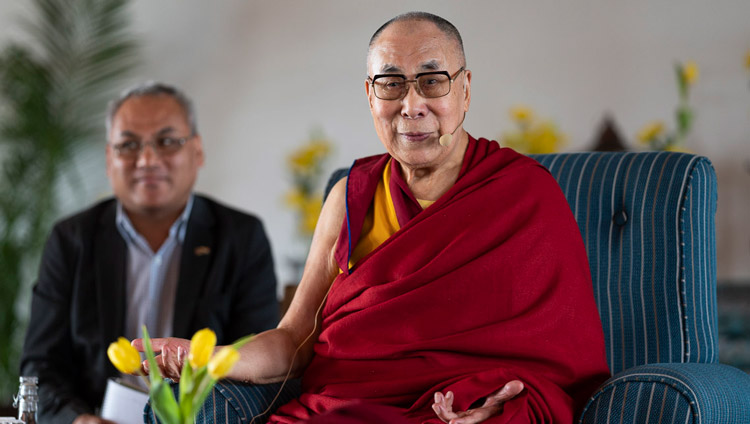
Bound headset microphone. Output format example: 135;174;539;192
438;111;467;147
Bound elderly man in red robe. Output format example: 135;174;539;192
139;11;610;424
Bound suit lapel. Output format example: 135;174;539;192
95;200;127;344
173;196;215;338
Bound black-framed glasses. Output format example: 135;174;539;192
111;135;193;159
368;67;465;100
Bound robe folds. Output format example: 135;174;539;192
271;137;610;423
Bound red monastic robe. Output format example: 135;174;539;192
271;137;610;423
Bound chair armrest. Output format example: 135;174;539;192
579;363;750;423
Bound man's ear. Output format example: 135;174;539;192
193;134;205;167
463;69;472;112
105;143;113;178
365;79;374;110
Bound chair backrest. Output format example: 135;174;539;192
530;151;718;375
325;151;719;376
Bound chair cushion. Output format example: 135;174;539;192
579;362;750;423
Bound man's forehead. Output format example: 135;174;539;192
111;96;189;133
378;59;442;74
368;21;459;73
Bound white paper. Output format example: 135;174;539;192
0;419;23;424
100;378;150;424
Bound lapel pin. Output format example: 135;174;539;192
194;246;211;256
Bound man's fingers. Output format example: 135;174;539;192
432;391;458;423
132;337;171;353
498;380;524;400
434;384;522;424
131;338;142;351
482;380;525;407
450;405;500;424
161;346;170;370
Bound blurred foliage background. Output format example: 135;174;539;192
0;0;137;401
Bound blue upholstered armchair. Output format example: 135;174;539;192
322;151;750;422
527;151;750;423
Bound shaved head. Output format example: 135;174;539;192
367;12;465;70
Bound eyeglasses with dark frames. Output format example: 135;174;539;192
368;67;465;100
111;135;193;159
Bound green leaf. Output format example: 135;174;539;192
191;368;217;419
143;326;181;423
676;107;693;137
150;379;182;424
674;63;688;101
141;326;163;386
178;360;195;419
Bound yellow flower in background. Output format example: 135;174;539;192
309;139;331;156
207;346;240;379
288;139;332;175
285;131;333;241
501;106;566;154
682;61;699;85
301;196;323;234
284;188;306;208
289;150;316;174
107;337;141;374
530;122;566;154
640;59;699;151
664;144;693;153
637;121;665;144
188;328;216;369
509;105;534;124
745;50;750;71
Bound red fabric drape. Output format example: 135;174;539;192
273;137;609;423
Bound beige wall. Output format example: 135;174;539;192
2;0;749;288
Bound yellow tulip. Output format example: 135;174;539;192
188;328;216;369
107;337;141;374
207;346;240;379
682;61;699;85
509;105;534;124
637;121;665;144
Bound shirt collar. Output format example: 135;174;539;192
116;194;194;250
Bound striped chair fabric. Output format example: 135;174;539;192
529;151;718;374
528;152;750;423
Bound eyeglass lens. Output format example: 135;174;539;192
373;73;452;100
113;136;188;158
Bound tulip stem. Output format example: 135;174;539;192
140;374;151;390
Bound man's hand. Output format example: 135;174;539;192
72;414;116;424
131;337;189;381
432;380;524;424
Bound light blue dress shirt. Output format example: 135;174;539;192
116;195;194;341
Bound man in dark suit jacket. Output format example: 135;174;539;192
20;82;279;423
